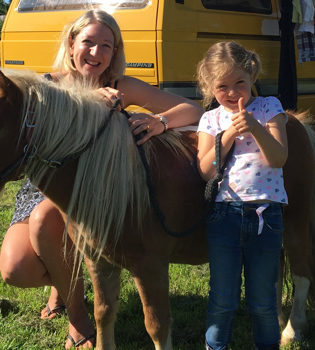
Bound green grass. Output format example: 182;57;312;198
0;182;315;349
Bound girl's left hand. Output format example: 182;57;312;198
128;113;165;145
231;97;258;134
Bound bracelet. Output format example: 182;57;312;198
156;114;168;132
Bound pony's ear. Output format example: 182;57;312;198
0;70;20;105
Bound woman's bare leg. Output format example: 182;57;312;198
0;198;95;348
0;218;51;287
40;286;65;319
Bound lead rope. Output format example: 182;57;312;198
121;107;235;238
204;131;235;203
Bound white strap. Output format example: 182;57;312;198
256;204;269;235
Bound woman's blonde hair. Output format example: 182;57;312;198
196;41;262;106
53;9;125;84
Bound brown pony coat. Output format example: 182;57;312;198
0;69;314;349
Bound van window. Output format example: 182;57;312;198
17;0;149;12
201;0;272;14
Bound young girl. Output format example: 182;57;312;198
196;41;288;350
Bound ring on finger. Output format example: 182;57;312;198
146;124;150;131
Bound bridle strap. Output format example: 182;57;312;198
1;99;234;239
49;99;120;170
0;152;31;183
0;99;121;183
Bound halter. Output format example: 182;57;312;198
0;98;121;184
0;95;233;239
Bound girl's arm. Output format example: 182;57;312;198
197;128;237;182
232;98;288;168
251;114;288;168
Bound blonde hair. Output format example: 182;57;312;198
197;41;262;106
53;9;125;84
3;68;190;280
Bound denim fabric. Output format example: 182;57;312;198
205;202;283;350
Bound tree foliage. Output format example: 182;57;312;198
0;0;10;15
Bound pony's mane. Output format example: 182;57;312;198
5;69;190;262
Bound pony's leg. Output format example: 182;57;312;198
281;274;310;345
84;255;121;350
280;115;315;345
276;249;286;328
131;259;172;350
280;216;312;345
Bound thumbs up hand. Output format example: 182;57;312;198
238;96;245;113
231;97;257;135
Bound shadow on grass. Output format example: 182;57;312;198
114;293;315;349
0;298;19;317
113;292;260;350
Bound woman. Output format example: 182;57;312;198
0;9;204;349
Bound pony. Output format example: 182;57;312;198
0;69;314;349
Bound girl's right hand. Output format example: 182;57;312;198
231;97;258;135
95;87;125;111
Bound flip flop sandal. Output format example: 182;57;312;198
38;296;86;318
68;333;96;348
38;303;66;318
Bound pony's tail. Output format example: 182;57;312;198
291;109;315;131
307;218;315;308
307;132;315;307
294;109;315;307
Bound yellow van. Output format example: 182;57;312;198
1;0;315;112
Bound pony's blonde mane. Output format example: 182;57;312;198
4;69;190;263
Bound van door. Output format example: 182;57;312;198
157;0;281;99
157;0;315;111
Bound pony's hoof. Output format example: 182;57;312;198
281;325;302;345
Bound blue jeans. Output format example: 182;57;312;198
205;202;283;350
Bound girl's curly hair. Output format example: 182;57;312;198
196;41;262;107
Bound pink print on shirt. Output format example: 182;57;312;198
197;96;288;204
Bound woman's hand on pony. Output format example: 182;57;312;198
95;87;125;111
129;113;165;145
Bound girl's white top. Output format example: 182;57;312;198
197;96;288;204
